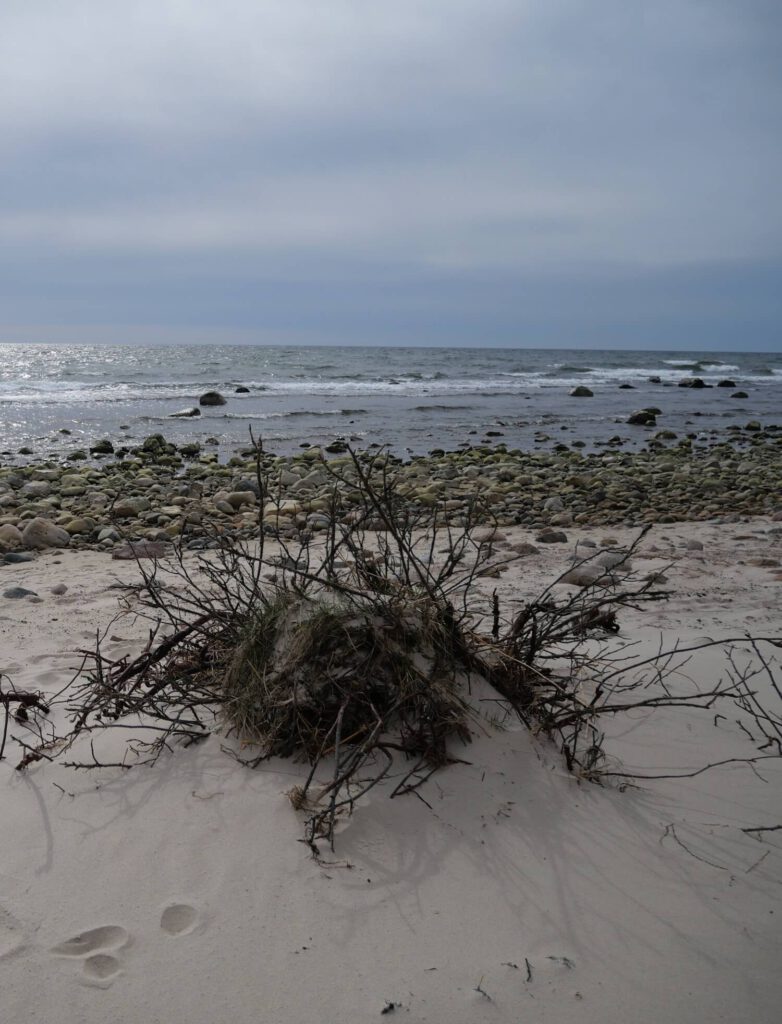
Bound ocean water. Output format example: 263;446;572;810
0;344;780;460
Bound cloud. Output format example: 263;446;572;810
0;1;780;345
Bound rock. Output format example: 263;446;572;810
473;527;506;543
685;539;704;551
678;377;707;388
627;410;656;426
509;542;540;556
21;517;70;549
90;439;114;455
536;528;568;543
2;551;34;564
716;379;736;388
543;496;564;512
21;480;51;498
618;383;635;389
559;564;607;587
3;586;38;599
0;523;23;549
234;385;250;394
51;583;68;595
112;540;170;560
170;406;201;418
225;491;256;509
648;376;662;384
745;421;762;432
179;443;201;457
113;497;150;517
66;450;88;460
65;517;95;535
325;440;349;454
731;391;748;399
199;391;227;407
597;550;632;569
569;386;594;398
747;557;780;567
97;527;121;542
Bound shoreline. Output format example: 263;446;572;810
1;431;781;562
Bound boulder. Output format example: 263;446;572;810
234;385;250;394
199;391;227;407
536;528;568;544
731;391;748;399
569;386;594;398
112;540;170;560
170;407;201;418
113;497;151;517
678;377;708;388
90;439;114;455
627;410;656;426
21;517;70;550
716;379;736;388
0;523;23;549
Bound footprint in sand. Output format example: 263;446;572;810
160;903;199;937
50;924;130;988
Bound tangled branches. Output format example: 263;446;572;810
7;446;781;853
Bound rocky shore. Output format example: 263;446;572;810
1;427;781;558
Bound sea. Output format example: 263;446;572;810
1;344;780;462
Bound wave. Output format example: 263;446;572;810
662;360;739;372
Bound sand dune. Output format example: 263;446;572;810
1;520;781;1023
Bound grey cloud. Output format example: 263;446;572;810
0;0;780;347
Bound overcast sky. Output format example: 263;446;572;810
1;1;780;349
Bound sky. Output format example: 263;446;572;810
1;0;780;350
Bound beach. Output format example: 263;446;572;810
1;347;782;1023
1;509;781;1023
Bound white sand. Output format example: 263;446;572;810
1;520;781;1023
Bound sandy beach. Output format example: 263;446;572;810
2;511;781;1023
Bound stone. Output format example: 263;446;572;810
112;540;170;560
199;391;227;407
543;496;565;512
234;385;250;393
685;539;704;551
731;391;748;399
678;377;707;388
559;564;607;587
90;439;114;455
65;517;95;535
627;410;656;426
225;491;256;509
21;517;70;549
170;407;201;418
2;551;34;564
745;421;761;432
569;386;594;398
716;380;736;388
51;583;68;595
473;527;506;543
618;383;635;389
597;550;632;570
536;528;568;543
21;480;51;498
0;523;23;549
113;497;150;517
3;586;38;599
